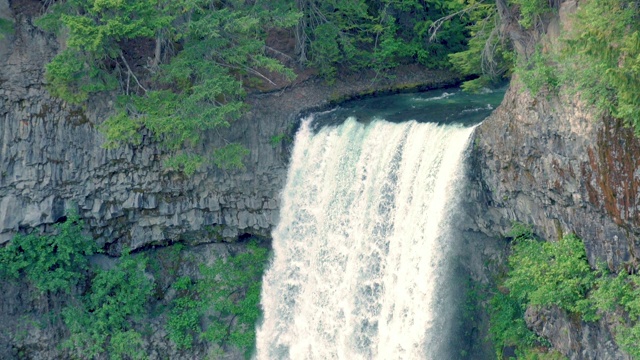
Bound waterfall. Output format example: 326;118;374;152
256;116;476;360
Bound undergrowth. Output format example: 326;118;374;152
489;223;640;359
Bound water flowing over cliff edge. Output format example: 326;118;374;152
255;85;507;359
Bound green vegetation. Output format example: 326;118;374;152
0;216;270;358
36;0;299;173
560;0;640;133
448;1;514;92
23;0;640;166
588;270;640;358
35;0;486;174
0;214;96;293
508;0;553;30
515;46;559;97
474;0;640;136
0;18;14;39
63;250;153;360
270;133;291;147
490;223;640;359
295;0;471;79
167;241;269;357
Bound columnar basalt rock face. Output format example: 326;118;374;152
0;1;284;250
0;4;461;357
525;306;630;360
0;0;459;252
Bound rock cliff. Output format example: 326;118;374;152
0;0;459;253
0;0;461;358
3;0;639;358
467;0;640;358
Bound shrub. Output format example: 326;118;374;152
0;214;96;293
515;47;560;97
505;233;595;314
509;0;554;29
492;224;640;359
560;0;640;134
63;251;153;360
167;240;269;357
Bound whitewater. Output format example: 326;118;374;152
256;116;476;360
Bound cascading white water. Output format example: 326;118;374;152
256;116;476;360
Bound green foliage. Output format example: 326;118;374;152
560;0;640;134
212;143;250;171
63;250;153;360
588;271;640;358
37;0;299;174
488;290;543;358
508;0;553;29
270;133;291;147
163;153;204;176
492;224;640;359
515;47;559;97
36;0;508;172
493;227;594;357
0;214;96;293
505;233;594;314
448;1;514;92
45;49;118;104
0;18;14;39
166;276;201;350
488;224;548;358
167;240;269;357
37;0;168;103
299;0;472;79
1;217;272;358
493;0;640;137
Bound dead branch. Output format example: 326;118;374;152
428;2;485;42
119;52;148;94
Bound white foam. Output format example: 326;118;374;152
256;117;475;360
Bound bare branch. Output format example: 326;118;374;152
264;46;295;62
119;52;147;94
244;66;277;86
428;2;485;42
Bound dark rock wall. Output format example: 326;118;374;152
473;0;640;271
6;0;639;357
473;81;639;271
469;1;640;358
0;0;284;249
0;0;459;252
525;306;630;360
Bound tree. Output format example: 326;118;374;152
37;0;299;174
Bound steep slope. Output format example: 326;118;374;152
470;0;640;358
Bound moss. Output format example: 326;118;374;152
0;18;14;38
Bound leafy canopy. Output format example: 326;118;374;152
37;0;491;173
37;0;299;174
